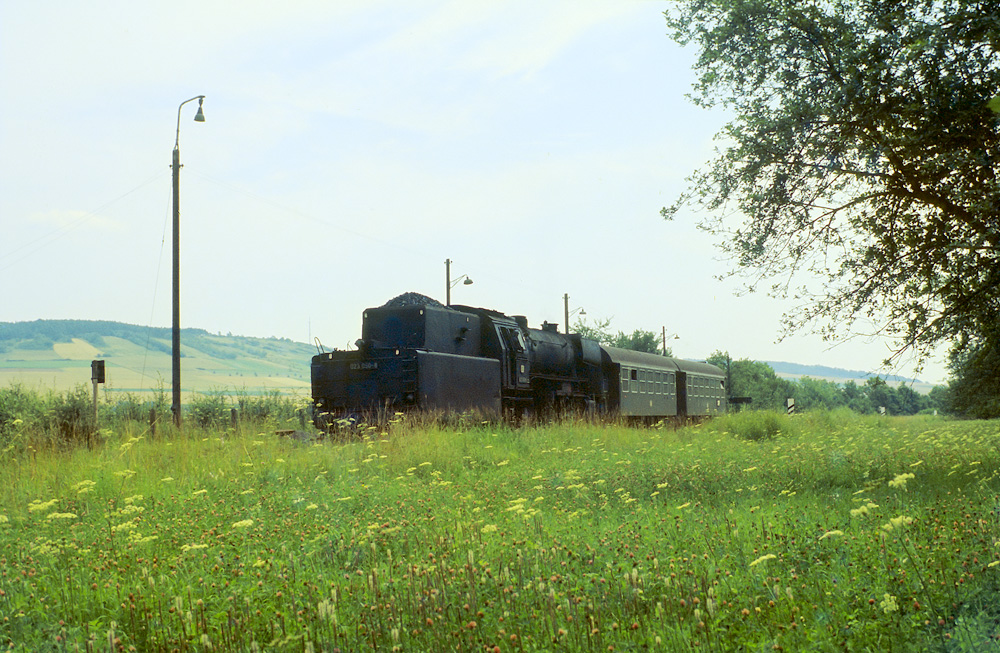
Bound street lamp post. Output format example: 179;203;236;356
444;258;473;306
662;326;679;356
563;293;585;334
171;95;206;428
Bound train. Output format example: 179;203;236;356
311;293;727;426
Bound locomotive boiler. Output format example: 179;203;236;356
311;293;727;425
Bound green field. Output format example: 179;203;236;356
0;322;314;398
1;411;999;651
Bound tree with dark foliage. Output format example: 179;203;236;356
663;1;1000;378
948;332;1000;418
572;317;669;356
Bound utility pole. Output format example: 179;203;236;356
445;258;452;306
564;293;570;334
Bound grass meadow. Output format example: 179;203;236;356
0;409;998;651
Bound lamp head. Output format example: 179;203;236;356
579;308;586;316
463;278;473;285
193;97;206;122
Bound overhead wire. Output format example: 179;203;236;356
138;179;175;392
0;171;168;273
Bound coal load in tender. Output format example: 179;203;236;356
381;292;443;309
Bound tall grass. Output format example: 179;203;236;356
0;384;308;454
0;410;998;651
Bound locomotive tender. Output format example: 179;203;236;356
311;293;727;424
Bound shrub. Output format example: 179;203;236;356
710;410;788;441
49;384;95;440
188;391;231;428
0;383;47;442
235;389;298;424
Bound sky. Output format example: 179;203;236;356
0;1;950;385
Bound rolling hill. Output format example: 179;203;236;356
765;360;924;384
0;320;316;398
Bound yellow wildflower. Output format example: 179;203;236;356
888;473;915;489
879;593;898;613
882;515;914;532
28;499;58;513
73;480;97;495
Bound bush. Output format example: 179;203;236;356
188;391;232;428
0;384;46;442
709;410;789;441
236;389;295;423
49;384;95;441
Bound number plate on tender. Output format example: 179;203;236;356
350;361;378;371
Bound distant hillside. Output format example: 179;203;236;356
0;320;315;396
764;360;921;384
762;360;940;394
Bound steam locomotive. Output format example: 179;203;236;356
311;293;727;425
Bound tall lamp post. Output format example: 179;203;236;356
661;326;679;356
172;95;206;427
563;293;585;334
444;258;473;306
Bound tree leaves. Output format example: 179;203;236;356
664;0;1000;368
